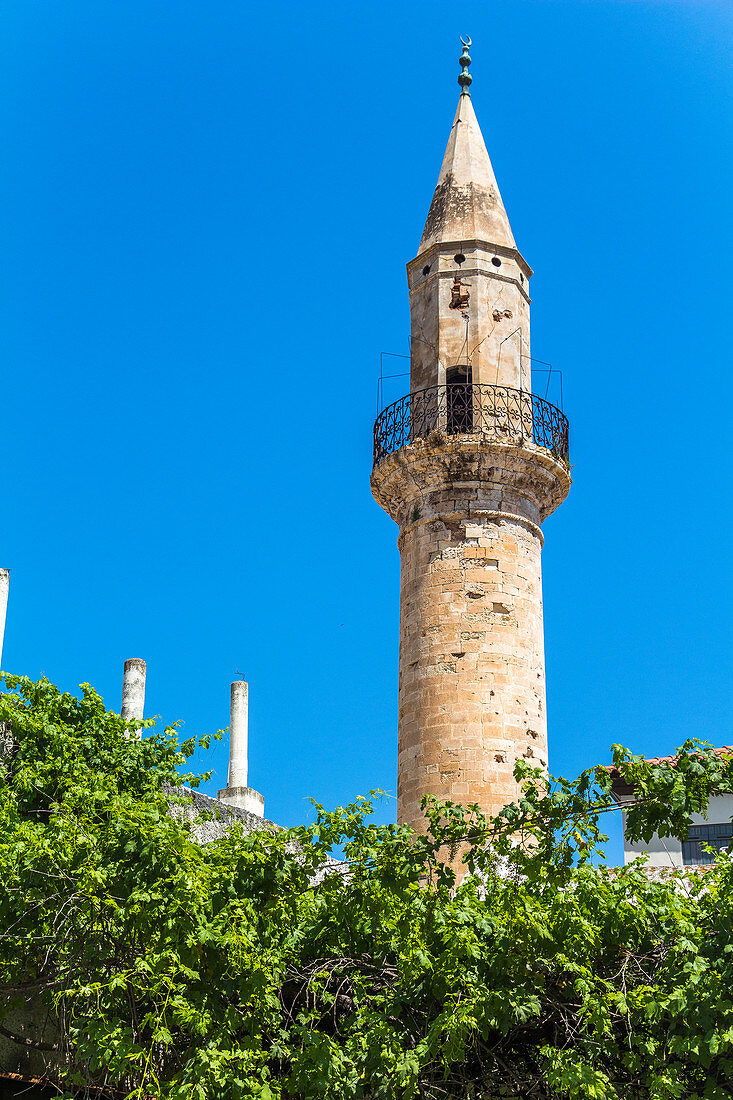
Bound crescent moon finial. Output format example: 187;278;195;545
458;36;472;95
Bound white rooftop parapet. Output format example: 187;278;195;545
121;658;146;738
217;679;264;817
0;569;8;670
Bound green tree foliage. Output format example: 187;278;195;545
1;674;733;1099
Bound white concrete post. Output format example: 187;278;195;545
121;658;146;737
218;678;264;817
228;680;249;788
0;570;9;670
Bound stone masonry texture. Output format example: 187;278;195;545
371;434;570;833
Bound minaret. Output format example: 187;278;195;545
371;40;571;832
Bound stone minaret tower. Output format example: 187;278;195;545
371;40;571;832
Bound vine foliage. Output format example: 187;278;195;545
1;674;733;1099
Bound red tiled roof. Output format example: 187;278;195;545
606;745;733;782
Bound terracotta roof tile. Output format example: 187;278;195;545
605;745;733;779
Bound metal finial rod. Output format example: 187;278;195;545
458;35;472;95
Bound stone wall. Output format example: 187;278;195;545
165;784;278;843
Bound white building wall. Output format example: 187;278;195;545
623;794;733;867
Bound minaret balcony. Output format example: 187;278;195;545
372;383;569;470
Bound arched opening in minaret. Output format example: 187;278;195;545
446;364;473;433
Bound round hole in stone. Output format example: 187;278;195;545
454;252;466;266
422;264;431;276
491;257;502;267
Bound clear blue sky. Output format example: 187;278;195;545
2;0;731;861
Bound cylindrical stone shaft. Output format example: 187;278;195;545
371;438;569;836
397;509;547;826
121;658;146;736
228;680;249;789
0;570;9;670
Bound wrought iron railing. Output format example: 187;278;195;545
373;383;569;467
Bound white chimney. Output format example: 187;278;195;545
228;679;249;788
218;678;264;817
0;570;8;670
121;658;146;738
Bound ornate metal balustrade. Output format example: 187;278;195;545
372;383;569;468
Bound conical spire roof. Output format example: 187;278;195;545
418;92;517;255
